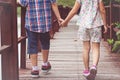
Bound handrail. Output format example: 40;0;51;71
0;1;12;7
105;5;110;8
113;4;120;8
0;45;11;54
18;36;27;43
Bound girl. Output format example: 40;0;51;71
61;0;107;80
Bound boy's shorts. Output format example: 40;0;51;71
26;29;50;54
78;26;102;43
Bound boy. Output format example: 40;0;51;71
19;0;63;78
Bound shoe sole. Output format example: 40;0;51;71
87;69;97;80
31;75;40;78
90;69;97;76
42;68;51;73
83;69;97;80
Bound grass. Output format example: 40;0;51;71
57;0;112;7
17;7;21;17
57;0;76;7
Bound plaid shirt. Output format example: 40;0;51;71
20;0;56;33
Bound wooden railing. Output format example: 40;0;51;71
17;4;27;69
103;3;120;51
104;4;120;40
0;1;19;80
0;1;11;6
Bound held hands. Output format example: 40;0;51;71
58;18;68;27
58;18;64;26
60;20;68;27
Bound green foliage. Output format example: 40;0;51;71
112;41;120;52
107;39;114;45
57;0;75;7
114;22;120;29
108;31;120;53
17;7;21;17
116;31;120;40
57;0;113;7
115;0;120;3
103;0;110;5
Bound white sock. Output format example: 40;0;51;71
42;62;48;66
32;66;39;70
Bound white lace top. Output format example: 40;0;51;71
76;0;103;29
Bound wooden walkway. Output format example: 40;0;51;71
19;15;120;80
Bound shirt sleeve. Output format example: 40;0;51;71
50;0;56;3
20;0;28;7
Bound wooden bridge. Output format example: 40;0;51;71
19;15;120;80
0;0;120;80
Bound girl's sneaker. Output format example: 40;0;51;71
83;70;90;79
90;65;97;79
31;70;39;78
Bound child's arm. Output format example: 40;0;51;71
51;3;63;24
99;0;107;33
18;0;28;7
61;1;81;27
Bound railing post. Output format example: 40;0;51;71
0;1;19;80
20;7;26;69
110;0;113;39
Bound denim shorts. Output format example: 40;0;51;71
26;29;50;54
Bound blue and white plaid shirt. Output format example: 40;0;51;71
20;0;56;33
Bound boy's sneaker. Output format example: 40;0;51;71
41;62;51;73
31;70;39;78
90;65;97;80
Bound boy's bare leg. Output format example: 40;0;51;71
42;50;49;63
30;54;38;66
29;50;49;65
91;42;100;66
41;49;51;73
30;54;39;78
83;41;91;70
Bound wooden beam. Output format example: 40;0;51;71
0;1;11;7
0;45;11;54
18;36;27;43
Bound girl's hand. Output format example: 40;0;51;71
103;25;108;33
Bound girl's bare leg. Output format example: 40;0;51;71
91;42;100;66
83;41;91;70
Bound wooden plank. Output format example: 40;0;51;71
113;4;120;8
18;36;27;43
0;45;11;54
0;1;11;7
